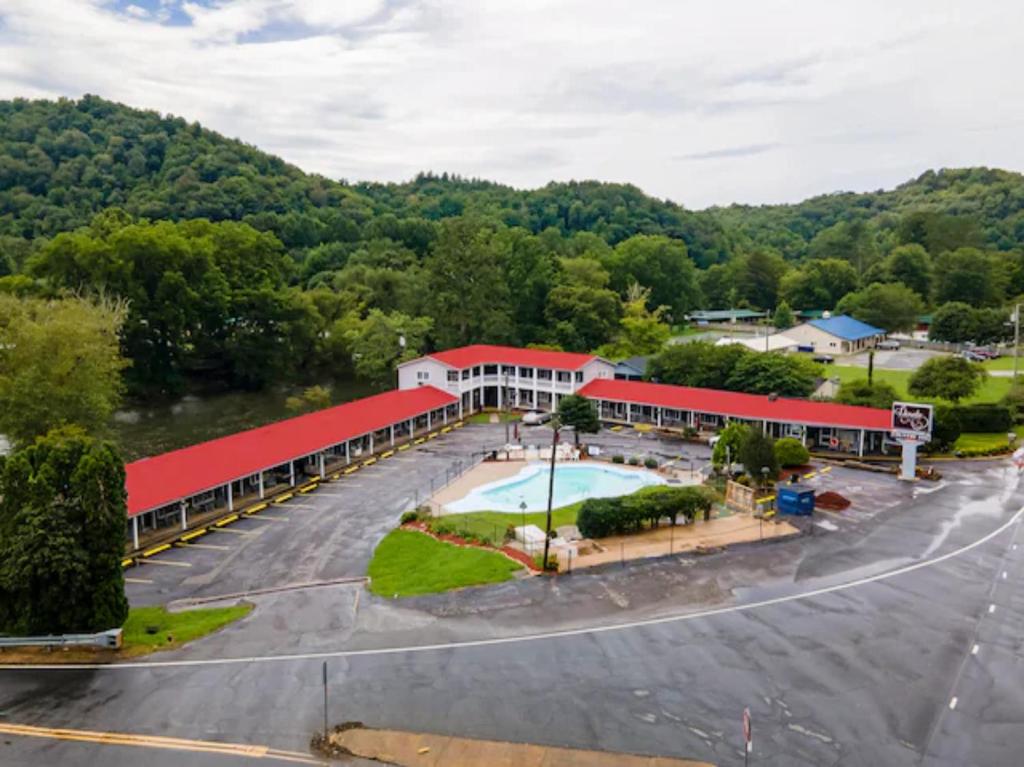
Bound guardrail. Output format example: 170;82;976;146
0;628;122;650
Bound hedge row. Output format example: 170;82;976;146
950;403;1012;433
577;487;713;539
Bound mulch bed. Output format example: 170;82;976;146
815;491;851;511
402;522;541;572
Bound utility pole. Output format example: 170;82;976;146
867;349;874;386
1014;303;1020;382
504;366;511;444
542;417;561;571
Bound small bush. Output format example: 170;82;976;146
399;510;419;524
431;519;457;536
611;454;625;464
627;456;640;466
504;524;516;542
682;426;699;439
774;437;809;468
643;457;658;469
951;403;1012;433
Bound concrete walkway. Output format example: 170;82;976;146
332;726;713;766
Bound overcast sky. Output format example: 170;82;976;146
1;0;1022;208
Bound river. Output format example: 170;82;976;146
110;378;377;461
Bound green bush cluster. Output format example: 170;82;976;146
627;456;640;466
611;454;625;464
644;457;659;469
576;487;713;539
773;437;810;468
955;445;1012;458
950;403;1012;433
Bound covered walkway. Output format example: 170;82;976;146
125;386;459;549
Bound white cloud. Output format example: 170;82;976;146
0;0;1022;207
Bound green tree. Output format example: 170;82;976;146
738;426;779;482
0;295;127;448
724;353;820;397
544;284;622;352
865;244;932;300
596;284;670;358
897;211;983;255
698;263;736;309
347;310;432;388
909;356;987;403
558;257;611;289
602;235;701;320
933;248;1006;307
835;282;924;333
732;251;788;310
0;427;129;635
557;394;601;446
778;259;859;310
929;302;976;343
425;217;513;348
712;422;750;469
647;341;749;389
834;379;899;409
772;300;795;329
808;220;879;275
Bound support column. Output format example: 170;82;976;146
390;425;395;446
180;501;187;531
458;399;463;419
132;516;139;550
369;434;374;453
626;404;632;424
858;430;865;458
497;382;502;410
408;418;414;437
318;452;325;479
657;408;663;428
289;462;296;486
227;482;234;511
258;472;265;499
443;408;448;425
345;441;351;465
900;441;918;480
427;411;432;430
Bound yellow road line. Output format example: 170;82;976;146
0;722;323;764
273;493;294;504
142;544;171;558
214;514;239;527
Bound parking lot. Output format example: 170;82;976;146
125;423;508;606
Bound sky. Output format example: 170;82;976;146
0;0;1022;209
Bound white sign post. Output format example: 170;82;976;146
890;402;933;480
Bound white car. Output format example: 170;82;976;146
522;410;553;425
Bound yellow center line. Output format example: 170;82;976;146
0;722;329;764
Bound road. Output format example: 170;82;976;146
1;429;1022;766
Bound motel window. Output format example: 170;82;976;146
537;369;552;381
484;364;498;376
461;369;471;380
502;365;515;376
473;366;481;377
556;371;571;383
447;371;459;383
417;371;429;381
519;367;534;378
574;371;583;383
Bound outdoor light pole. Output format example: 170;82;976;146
542;417;561;571
519;499;527;542
1013;303;1020;382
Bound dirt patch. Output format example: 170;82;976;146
815;491;852;511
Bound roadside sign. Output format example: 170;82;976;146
891;401;933;442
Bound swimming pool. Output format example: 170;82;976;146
445;462;666;513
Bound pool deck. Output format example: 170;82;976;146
431;459;661;513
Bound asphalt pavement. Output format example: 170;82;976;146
1;426;1022;766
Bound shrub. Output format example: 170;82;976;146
399;510;419;525
925;404;962;452
774;437;809;468
504;524;516;542
951;403;1012;433
627;456;640;466
577;488;714;538
611;454;625;464
738;426;778;478
682;426;699;439
1002;383;1024;422
431;519;457;536
644;457;658;469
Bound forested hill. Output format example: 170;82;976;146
711;167;1024;260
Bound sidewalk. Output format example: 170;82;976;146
331;726;714;767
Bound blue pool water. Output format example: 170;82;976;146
446;463;666;513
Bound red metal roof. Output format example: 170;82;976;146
124;386;457;517
422;344;598;371
578;379;891;430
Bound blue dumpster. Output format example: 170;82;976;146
777;483;815;516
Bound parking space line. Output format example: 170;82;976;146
138;559;192;568
176;542;230;551
209;527;253;536
124;577;154;584
244;514;289;522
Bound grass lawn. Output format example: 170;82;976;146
831;365;1011;405
464;411;522;424
431;501;584;543
983;356;1021;371
954;432;1012;451
367;529;522;597
121;604;252;656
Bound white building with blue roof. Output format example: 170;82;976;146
784;314;886;354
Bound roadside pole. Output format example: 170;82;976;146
743;707;752;766
541;418;561;571
322;661;328;741
1014;303;1020;382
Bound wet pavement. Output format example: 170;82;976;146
1;426;1022;767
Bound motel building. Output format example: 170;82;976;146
123;344;892;551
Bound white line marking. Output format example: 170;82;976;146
179;543;230;551
137;559;192;568
971;644;979;656
989;604;996;614
124;578;153;585
1002;571;1008;579
949;697;958;710
8;504;1023;672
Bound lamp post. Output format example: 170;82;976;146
519;499;527;546
542;416;562;571
760;466;770;542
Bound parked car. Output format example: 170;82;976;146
877;339;901;350
813;354;835;364
522;410;553;425
962;350;986;362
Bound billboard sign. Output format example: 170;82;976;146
891;402;933;442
